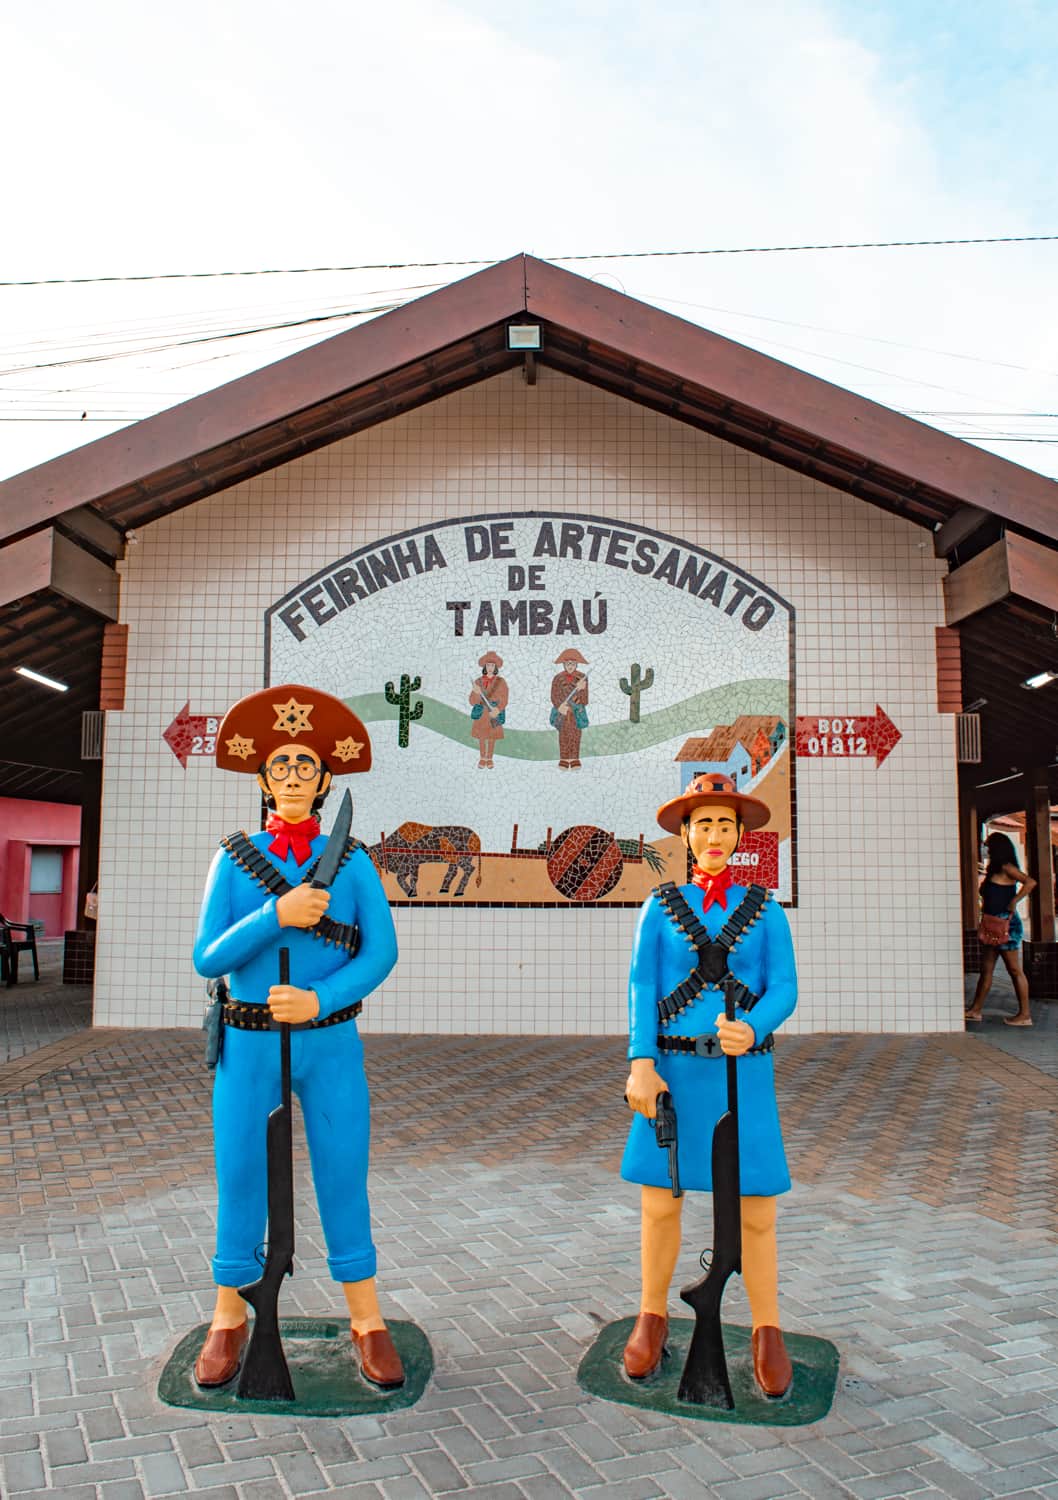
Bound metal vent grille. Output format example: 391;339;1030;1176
81;710;104;760
956;712;981;763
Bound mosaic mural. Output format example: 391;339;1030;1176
265;513;795;906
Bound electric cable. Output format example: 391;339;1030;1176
2;232;1057;288
0;301;400;378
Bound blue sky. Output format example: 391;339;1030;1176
2;0;1057;479
844;0;1058;212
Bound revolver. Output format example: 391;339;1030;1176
652;1090;682;1198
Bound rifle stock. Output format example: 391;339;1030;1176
677;987;742;1408
237;948;296;1401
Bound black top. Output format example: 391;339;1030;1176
980;877;1016;917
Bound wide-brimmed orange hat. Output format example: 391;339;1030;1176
215;684;372;774
656;772;770;835
554;648;588;665
478;651;503;668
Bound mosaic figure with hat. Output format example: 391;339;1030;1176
550;648;589;769
468;651;509;769
620;773;798;1399
192;684;405;1393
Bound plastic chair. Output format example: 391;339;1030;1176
0;916;40;986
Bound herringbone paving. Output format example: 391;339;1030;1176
2;970;1057;1498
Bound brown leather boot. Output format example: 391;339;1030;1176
751;1325;793;1398
194;1322;249;1387
351;1326;405;1388
622;1313;668;1379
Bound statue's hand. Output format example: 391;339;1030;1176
625;1058;669;1118
277;885;331;928
715;1015;756;1056
268;984;320;1024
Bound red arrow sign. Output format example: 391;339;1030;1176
794;706;901;767
163;703;221;768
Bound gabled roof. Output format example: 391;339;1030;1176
2;252;1058;801
3;252;1058;543
730;714;785;742
677;727;748;763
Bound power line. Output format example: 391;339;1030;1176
0;301;400;378
643;290;1058;380
0;280;446;355
2;233;1057;288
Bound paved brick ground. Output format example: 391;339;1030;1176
0;941;90;1063
2;962;1058;1499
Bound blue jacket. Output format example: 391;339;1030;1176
194;833;397;1016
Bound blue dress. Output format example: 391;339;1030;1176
194;834;397;1288
620;884;797;1196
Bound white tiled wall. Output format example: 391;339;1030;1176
94;367;963;1033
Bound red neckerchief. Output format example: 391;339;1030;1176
691;863;735;911
266;814;320;866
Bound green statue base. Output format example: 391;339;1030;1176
578;1318;838;1427
159;1319;432;1417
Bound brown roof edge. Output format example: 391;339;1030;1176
0;255;531;542
4;250;1058;547
524;257;1058;539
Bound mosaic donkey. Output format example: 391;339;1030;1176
367;821;483;898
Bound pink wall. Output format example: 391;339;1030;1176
0;797;81;935
28;892;63;935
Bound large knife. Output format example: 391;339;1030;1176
236;788;353;1402
310;788;353;891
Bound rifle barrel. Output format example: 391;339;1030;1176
676;984;743;1407
236;945;296;1402
279;948;292;1121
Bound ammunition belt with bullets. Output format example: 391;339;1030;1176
656;1031;775;1057
653;881;769;1027
220;830;362;956
222;998;363;1031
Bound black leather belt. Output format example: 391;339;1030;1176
656;1032;774;1057
222;999;363;1032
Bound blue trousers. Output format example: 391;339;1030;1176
211;1021;376;1288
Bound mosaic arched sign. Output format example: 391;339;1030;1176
265;513;795;906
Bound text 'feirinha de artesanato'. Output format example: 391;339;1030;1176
275;518;778;642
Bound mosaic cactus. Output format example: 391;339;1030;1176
384;673;424;747
619;662;655;723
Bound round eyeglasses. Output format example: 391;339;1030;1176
264;759;321;783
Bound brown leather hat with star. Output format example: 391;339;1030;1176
656;772;770;835
216;684;372;774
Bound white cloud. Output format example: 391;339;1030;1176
2;0;1056;481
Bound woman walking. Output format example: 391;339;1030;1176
966;831;1036;1026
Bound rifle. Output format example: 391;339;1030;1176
237;946;296;1400
652;1091;682;1199
470;679;501;719
677;977;742;1407
549;672;588;727
236;790;354;1401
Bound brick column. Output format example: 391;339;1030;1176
1023;768;1057;998
958;767;981;972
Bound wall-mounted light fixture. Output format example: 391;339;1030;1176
508;324;542;387
1021;670;1058;690
15;665;69;692
507;324;542;350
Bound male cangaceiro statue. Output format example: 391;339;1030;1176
192;684;404;1392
